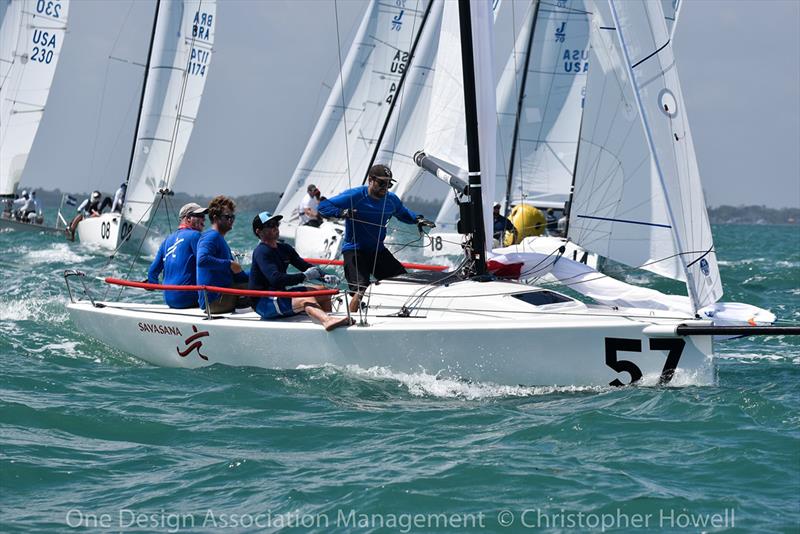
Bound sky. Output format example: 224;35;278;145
17;0;800;209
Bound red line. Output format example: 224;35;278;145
105;278;339;298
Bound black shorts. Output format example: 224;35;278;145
343;248;406;293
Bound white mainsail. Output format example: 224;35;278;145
275;0;428;222
499;0;590;209
0;0;70;196
123;0;216;225
433;0;590;232
371;1;445;202
569;0;721;310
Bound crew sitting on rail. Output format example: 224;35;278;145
249;211;351;331
197;195;250;314
146;202;208;309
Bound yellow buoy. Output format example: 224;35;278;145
504;204;545;245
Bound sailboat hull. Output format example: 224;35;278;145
0;216;62;236
67;295;715;387
75;213;159;256
283;220;344;260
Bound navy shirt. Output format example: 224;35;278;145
249;242;313;305
318;186;417;252
147;227;201;308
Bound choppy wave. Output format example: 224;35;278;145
1;221;798;532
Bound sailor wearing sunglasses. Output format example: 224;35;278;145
318;164;435;313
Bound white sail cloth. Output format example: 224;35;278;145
124;0;216;224
275;0;427;222
568;0;721;311
487;246;775;328
435;0;589;230
0;0;70;195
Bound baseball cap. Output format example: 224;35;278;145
307;184;318;192
368;164;396;182
252;211;283;235
179;202;208;218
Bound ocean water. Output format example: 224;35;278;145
1;220;798;532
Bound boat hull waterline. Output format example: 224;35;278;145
67;294;715;387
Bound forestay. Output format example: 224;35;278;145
0;0;70;195
123;0;216;224
568;0;721;311
275;0;427;223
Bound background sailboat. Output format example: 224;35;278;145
69;0;215;254
274;0;429;260
0;0;70;233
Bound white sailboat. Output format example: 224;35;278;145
275;0;429;260
65;0;795;387
70;0;215;254
0;0;70;233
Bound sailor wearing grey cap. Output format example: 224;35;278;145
146;202;208;309
318;163;435;313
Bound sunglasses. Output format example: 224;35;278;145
370;177;393;189
189;213;206;220
220;213;236;221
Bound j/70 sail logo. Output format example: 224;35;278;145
176;325;210;361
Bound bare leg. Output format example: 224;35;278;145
348;292;363;313
293;298;351;331
307;285;332;312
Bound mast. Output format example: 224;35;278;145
503;0;540;216
458;0;487;275
563;108;585;238
607;0;700;312
363;0;434;183
124;0;161;188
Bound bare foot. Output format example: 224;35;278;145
324;316;354;331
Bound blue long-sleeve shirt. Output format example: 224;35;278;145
197;229;248;309
148;227;202;308
318;186;417;252
249;242;313;306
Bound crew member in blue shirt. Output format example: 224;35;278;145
197;195;249;313
249;211;351;331
147;202;207;308
318;164;434;312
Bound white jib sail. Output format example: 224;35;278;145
123;0;216;225
275;0;427;222
500;0;590;209
569;0;720;310
0;0;70;196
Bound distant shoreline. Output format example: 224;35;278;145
24;188;800;225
